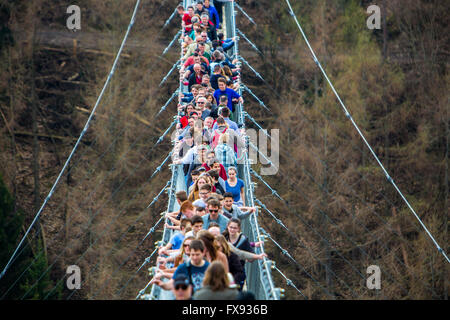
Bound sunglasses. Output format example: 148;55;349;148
175;284;188;290
208;209;219;213
183;244;190;247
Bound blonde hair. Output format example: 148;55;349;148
175;236;195;267
218;133;229;144
215;235;231;256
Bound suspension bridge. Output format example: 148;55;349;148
143;0;281;300
0;0;447;301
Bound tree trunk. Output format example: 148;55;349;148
8;47;18;213
444;97;449;300
30;11;41;230
382;0;387;59
322;124;335;299
392;207;410;270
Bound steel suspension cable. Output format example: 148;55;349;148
19;147;172;299
1;116;177;298
36;153;172;300
0;0;144;281
0;8;181;291
283;0;448;263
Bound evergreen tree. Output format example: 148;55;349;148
0;174;61;299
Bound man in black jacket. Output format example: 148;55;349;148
195;0;209;16
210;64;225;90
188;63;205;91
200;13;217;41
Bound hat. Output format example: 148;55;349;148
193;199;206;208
173;274;190;287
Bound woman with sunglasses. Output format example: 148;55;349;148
156;236;196;278
175;236;195;267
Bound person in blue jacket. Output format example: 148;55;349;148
204;0;220;29
212;0;224;25
218;33;235;52
213;78;243;113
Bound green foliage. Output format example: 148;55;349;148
335;0;368;47
0;175;22;267
0;175;61;299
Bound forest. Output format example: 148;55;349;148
0;0;448;299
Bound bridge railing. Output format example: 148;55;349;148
223;0;279;300
145;0;279;300
149;164;186;300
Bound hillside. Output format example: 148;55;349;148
0;0;448;299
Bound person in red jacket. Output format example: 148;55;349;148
181;5;195;33
203;151;227;181
178;104;195;128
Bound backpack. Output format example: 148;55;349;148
235;233;247;249
211;127;227;149
186;261;193;286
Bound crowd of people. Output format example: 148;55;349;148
149;0;269;300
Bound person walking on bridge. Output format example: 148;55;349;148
225;167;245;206
193;261;238;300
202;198;229;232
214;78;243;114
203;0;220;29
151;239;210;294
181;5;195;33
